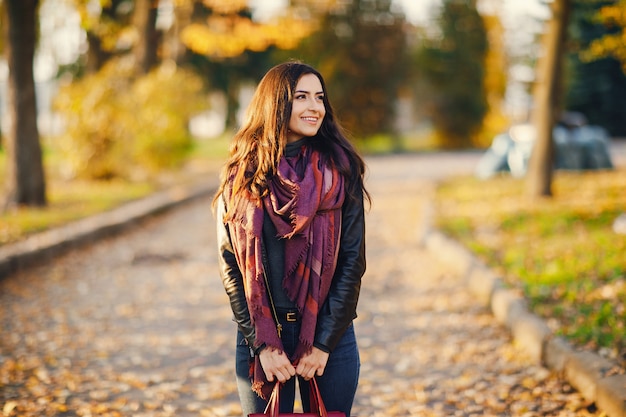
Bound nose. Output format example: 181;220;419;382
309;97;324;112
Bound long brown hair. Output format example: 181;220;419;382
213;61;369;214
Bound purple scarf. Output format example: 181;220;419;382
225;144;345;398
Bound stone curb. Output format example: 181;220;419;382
0;180;215;280
423;230;626;417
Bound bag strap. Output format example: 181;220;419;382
264;379;329;417
264;382;281;417
308;377;329;417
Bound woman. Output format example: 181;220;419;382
214;61;369;417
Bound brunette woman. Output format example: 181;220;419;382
214;61;368;417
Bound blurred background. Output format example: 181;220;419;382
1;0;625;208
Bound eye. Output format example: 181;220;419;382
316;95;325;101
295;94;306;100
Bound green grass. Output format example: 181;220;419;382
186;133;231;163
435;170;626;361
0;137;230;246
0;179;156;245
356;131;439;155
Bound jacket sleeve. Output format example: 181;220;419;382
216;196;258;350
314;186;366;352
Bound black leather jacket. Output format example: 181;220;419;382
216;188;366;354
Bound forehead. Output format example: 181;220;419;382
295;73;323;91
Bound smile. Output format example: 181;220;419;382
302;117;318;123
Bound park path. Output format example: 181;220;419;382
0;152;599;416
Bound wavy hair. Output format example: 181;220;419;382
213;61;369;214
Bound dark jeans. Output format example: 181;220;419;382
235;319;360;417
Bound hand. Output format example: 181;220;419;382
295;347;329;380
259;348;296;383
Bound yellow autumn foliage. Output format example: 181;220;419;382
290;0;347;13
201;0;248;14
597;2;626;25
180;6;314;59
52;59;208;180
476;13;509;147
69;0;125;52
583;0;626;72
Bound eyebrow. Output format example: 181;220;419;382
295;90;324;95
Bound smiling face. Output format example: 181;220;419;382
287;73;326;144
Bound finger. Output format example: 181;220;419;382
295;365;306;377
279;361;295;376
295;362;305;375
297;365;314;380
277;369;294;383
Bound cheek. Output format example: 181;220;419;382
291;101;306;114
289;102;305;123
288;111;299;128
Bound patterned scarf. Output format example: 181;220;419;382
225;143;346;399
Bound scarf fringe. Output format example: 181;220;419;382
293;338;313;361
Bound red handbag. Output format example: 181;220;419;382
249;378;346;417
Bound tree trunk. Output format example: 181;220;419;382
86;31;110;74
84;0;125;74
225;77;240;130
3;0;47;208
163;0;192;64
526;0;571;198
134;0;160;75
